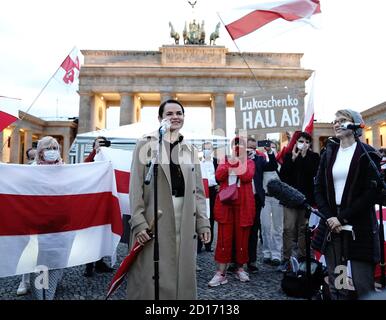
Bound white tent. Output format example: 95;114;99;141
69;122;229;163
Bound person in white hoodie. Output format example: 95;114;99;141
260;141;283;266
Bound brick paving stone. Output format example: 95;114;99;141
0;240;300;300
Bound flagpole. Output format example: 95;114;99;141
217;12;262;90
1;46;77;155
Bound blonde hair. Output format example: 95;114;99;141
335;110;354;122
36;136;62;164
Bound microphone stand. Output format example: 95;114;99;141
144;129;163;300
354;133;386;288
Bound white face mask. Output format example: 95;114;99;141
203;149;212;158
297;142;305;150
43;150;60;162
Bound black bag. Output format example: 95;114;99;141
281;258;326;299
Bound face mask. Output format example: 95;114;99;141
44;150;60;162
297;142;305;150
203;150;212;158
247;149;255;157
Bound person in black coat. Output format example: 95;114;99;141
279;132;320;271
313;109;382;299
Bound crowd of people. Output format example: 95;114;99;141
5;100;385;301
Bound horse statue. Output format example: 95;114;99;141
210;22;220;45
169;22;180;45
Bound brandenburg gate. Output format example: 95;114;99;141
78;45;312;135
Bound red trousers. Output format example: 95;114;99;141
214;204;251;265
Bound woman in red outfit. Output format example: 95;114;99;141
208;137;256;287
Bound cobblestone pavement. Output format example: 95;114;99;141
0;242;297;300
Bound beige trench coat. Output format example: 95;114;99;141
127;131;210;300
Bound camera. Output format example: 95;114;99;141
257;140;271;148
99;139;111;147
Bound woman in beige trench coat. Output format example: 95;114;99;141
127;99;211;300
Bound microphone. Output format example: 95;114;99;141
266;179;327;220
159;118;171;136
340;122;365;130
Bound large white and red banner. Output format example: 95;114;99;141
94;147;132;216
0;161;122;278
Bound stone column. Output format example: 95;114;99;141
372;124;381;149
160;92;173;103
78;92;94;133
120;93;135;126
10;128;20;164
212;93;227;136
63;135;71;164
23;130;32;163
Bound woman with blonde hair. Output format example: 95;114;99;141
34;136;63;165
18;136;67;300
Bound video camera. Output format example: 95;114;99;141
99;139;111;147
257;140;271;148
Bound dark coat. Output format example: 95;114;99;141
253;153;278;207
280;149;320;206
313;139;382;263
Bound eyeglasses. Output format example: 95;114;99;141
333;118;350;125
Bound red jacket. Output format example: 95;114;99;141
214;159;256;227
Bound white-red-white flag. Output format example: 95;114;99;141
54;47;80;86
223;0;321;40
94;147;132;216
0;161;122;277
0;110;18;132
302;72;315;134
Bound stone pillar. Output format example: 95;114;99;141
63;135;71;164
78;92;94;133
372;124;381;149
23;130;32;163
212;93;227;136
120;93;135;126
160;92;173;103
10;128;20;164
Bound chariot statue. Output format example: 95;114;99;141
183;19;206;45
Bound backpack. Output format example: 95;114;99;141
281;257;327;299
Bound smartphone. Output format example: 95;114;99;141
257;140;271;148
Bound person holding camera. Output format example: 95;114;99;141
279;132;320;272
313;109;381;299
208;136;255;286
260;141;283;266
198;141;218;254
83;136;114;277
